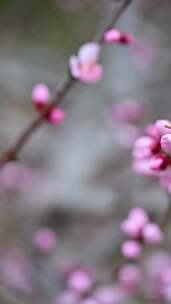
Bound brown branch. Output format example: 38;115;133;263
0;0;132;166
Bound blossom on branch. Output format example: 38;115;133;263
69;43;103;83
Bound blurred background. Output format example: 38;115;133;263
0;0;170;303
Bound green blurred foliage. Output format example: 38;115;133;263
0;0;100;51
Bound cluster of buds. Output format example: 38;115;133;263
55;263;128;304
121;208;163;259
104;28;134;45
32;83;66;125
133;119;171;193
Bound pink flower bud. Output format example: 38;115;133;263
32;83;50;109
121;240;141;259
67;269;93;293
146;123;160;139
133;136;156;159
161;134;171;154
150;156;168;171
133;159;158;176
118;264;142;292
33;228;57;254
104;29;121;44
128;208;149;227
142;223;163;244
119;33;134;44
155;120;171;136
121;219;141;238
48;107;66;125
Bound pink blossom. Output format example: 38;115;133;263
121;240;141;259
104;29;121;44
0;248;32;293
56;290;79;304
111;99;146;123
48;107;66;125
132;119;171;181
118;264;142;293
133;160;153;176
149;155;168;171
121;219;142;238
121;208;148;238
33;228;57;254
93;285;126;304
133;136;156;159
32;83;50;110
142;223;163;244
104;28;134;45
161;134;171;154
69;43;103;83
128;208;149;226
67;268;94;294
155;120;171;137
0;161;36;192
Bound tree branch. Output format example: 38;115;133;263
0;0;132;166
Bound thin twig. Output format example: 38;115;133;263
0;0;132;166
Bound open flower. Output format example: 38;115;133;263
69;43;103;83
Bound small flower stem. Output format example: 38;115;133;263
0;0;133;166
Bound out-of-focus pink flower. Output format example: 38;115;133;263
104;29;122;44
33;228;57;254
128;208;149;226
144;251;171;299
131;39;157;68
32;83;50;110
69;43;103;83
48;107;66;125
142;223;163;244
104;28;134;45
0;248;32;293
121;219;142;238
111;99;146;124
55;290;79;304
133;136;157;159
0;161;36;192
118;264;142;293
115;124;141;148
121;208;148;238
121;240;141;259
161;134;171;155
93;285;126;304
67;268;94;294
